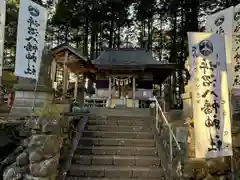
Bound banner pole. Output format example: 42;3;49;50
230;90;235;180
31;78;39;114
0;0;6;105
231;155;234;180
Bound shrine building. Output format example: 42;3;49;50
50;44;180;108
92;48;179;108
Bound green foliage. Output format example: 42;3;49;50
6;0;240;71
72;101;81;107
32;103;63;120
5;1;18;50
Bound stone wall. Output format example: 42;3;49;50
11;90;53;116
0;120;30;179
154;107;240;179
0;120;29;161
2;116;73;180
168;120;240;179
181;122;240;180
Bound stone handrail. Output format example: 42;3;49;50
57;113;89;180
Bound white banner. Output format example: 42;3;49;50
205;6;234;90
0;0;6;77
232;4;240;90
188;32;232;158
15;0;47;79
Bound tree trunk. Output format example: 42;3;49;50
159;16;163;61
171;10;177;63
147;18;152;50
99;22;103;52
109;19;114;48
84;17;89;58
180;0;185;94
96;30;99;58
90;22;96;60
117;26;121;48
186;0;199;31
64;25;69;43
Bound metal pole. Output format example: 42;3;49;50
156;102;159;132
132;77;136;108
108;76;112;108
169;125;173;165
230;91;234;180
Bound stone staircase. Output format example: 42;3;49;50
66;113;165;179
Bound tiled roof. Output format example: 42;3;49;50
51;43;87;62
94;48;161;65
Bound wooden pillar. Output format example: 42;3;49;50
63;51;69;98
79;75;85;106
74;73;79;100
51;59;57;88
132;77;136;108
108;76;112;107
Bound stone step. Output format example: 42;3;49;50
67;178;160;180
79;138;155;147
89;115;152;120
76;146;157;156
86;125;151;132
88;119;150;126
82;131;153;139
106;116;152;121
72;155;161;167
68;165;164;178
89;108;151;117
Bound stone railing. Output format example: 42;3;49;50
1;113;88;180
57;113;88;180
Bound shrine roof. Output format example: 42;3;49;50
51;43;87;63
93;48;160;66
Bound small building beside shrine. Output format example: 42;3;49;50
51;43;94;105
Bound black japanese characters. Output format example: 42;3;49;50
194;39;223;152
23;5;40;76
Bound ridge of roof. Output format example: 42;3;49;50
103;48;148;51
94;48;158;65
51;43;87;62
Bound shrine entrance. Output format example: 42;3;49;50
110;76;135;107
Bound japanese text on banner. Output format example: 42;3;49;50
188;32;232;158
15;0;47;79
205;6;234;90
232;4;240;88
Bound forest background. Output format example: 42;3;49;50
4;0;238;100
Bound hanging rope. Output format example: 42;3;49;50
112;76;132;86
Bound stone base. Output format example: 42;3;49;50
231;94;240;114
10;90;53;117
